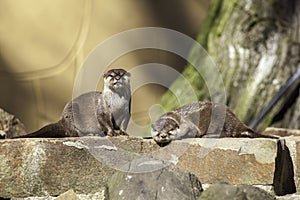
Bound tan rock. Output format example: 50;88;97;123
55;189;79;200
0;137;115;198
0;108;26;138
263;127;300;137
151;138;277;185
0;136;283;198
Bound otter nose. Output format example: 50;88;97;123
115;75;121;80
160;133;168;139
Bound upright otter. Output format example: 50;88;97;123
9;68;131;138
151;102;277;146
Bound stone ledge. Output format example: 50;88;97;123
174;138;277;185
0;136;296;198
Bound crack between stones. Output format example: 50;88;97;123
154;167;164;200
154;190;158;200
189;173;203;200
140;140;143;153
273;139;296;196
189;173;197;200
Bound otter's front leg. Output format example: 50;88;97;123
118;113;130;136
97;107;117;136
177;119;204;139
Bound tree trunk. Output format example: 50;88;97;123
161;0;300;130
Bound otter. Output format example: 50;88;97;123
9;68;131;138
151;102;277;146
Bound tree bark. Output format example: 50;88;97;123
161;0;300;130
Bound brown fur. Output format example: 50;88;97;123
151;102;278;145
11;69;131;138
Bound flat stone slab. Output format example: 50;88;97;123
198;183;274;200
0;137;117;198
151;138;277;185
0;136;281;198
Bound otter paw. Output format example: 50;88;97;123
107;130;118;137
120;130;128;136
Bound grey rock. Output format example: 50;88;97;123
0;137;115;198
1;136;298;198
108;164;202;200
276;194;300;200
0;108;26;138
198;183;275;200
10;190;106;200
263;127;300;137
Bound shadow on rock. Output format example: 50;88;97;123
273;139;296;196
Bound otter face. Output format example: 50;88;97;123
151;115;180;146
104;68;131;91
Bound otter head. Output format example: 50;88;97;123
103;68;131;92
151;112;181;146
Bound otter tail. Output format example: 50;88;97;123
12;121;66;138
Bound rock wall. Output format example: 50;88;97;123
1;134;300;199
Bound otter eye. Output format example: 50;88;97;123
169;127;177;132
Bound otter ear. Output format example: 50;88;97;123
164;112;181;125
123;72;131;80
150;123;154;129
126;72;131;77
103;71;110;78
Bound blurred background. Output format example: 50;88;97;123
0;0;210;133
2;0;299;136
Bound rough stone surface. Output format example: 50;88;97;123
276;194;300;200
171;138;277;185
263;127;300;137
198;183;275;200
76;191;106;200
265;129;300;196
0;136;295;198
108;164;202;200
55;189;79;200
0;108;26;139
12;197;54;200
0;137;121;198
11;190;106;200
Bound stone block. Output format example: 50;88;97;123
108;165;202;200
0;137;115;198
0;136;282;198
151;138;277;185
